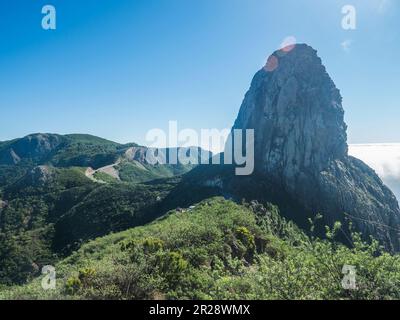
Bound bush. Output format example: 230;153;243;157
4;197;400;300
142;238;164;254
65;277;82;294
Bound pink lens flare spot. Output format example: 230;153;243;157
264;55;279;72
280;36;297;53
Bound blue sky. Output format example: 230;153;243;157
0;0;399;148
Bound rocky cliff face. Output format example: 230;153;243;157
231;44;400;251
0;134;64;165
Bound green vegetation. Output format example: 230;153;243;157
0;165;176;285
52;182;174;253
50;134;124;169
2;133;400;300
0;165;29;188
0;134;197;288
2;198;400;300
92;171;118;183
117;161;195;184
0;167;95;285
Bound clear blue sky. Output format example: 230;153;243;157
0;0;399;147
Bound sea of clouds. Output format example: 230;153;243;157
349;144;400;201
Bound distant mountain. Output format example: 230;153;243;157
0;133;205;284
0;133;132;168
349;144;400;201
0;133;203;187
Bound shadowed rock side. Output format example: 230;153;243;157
0;133;64;165
230;44;400;251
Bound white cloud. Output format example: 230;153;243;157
349;143;400;200
341;39;352;52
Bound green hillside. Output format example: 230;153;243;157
0;134;197;187
0;133;197;287
1;134;400;300
0;165;180;285
49;135;124;169
117;161;196;184
2;197;400;300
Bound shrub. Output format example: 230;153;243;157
157;251;188;284
65;277;82;294
235;226;256;261
78;267;96;283
142;238;164;254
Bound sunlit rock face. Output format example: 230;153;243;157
232;44;400;251
349;144;400;201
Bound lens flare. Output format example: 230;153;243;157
280;36;297;53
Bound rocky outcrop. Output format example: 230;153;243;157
124;147;149;163
124;146;209;165
25;165;54;186
0;200;7;210
0;133;64;165
230;44;400;251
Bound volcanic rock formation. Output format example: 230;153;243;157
231;44;400;251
